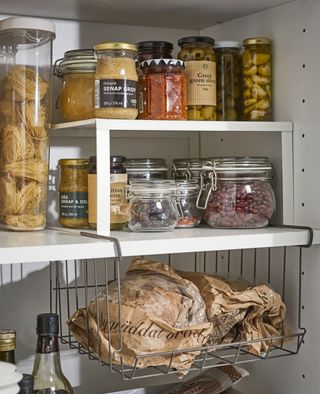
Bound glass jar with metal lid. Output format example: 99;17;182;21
54;49;96;121
176;181;201;228
215;41;243;121
197;157;275;228
0;329;16;364
172;158;204;182
94;42;138;119
178;36;216;120
125;158;168;181
127;180;179;232
58;158;89;229
242;37;272;121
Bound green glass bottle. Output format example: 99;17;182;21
0;329;16;364
32;313;73;394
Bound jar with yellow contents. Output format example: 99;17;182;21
178;36;216;120
58;159;89;229
54;49;96;121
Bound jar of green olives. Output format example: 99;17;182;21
242;37;272;121
178;36;216;121
215;41;243;121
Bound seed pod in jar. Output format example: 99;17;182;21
243;65;257;77
251;74;270;86
242;51;252;67
244;104;256;115
249;110;266;120
244;77;254;89
251;84;267;99
257;99;270;111
258;63;271;77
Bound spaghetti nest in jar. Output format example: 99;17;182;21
94;42;138;119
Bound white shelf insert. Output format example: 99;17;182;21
0;227;317;265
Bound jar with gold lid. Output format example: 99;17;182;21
0;329;16;364
94;42;138;119
58;158;89;229
54;49;96;121
242;37;272;121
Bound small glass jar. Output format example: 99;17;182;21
58;159;89;229
54;49;96;121
127;180;179;232
215;41;243;121
138;58;187;120
136;41;173;63
125;158;168;181
242;37;272;121
176;181;201;228
94;42;138;119
197;157;275;228
178;36;216;120
172;158;204;183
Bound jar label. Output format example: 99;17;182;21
184;61;216;106
95;79;137;109
59;192;88;219
110;174;128;224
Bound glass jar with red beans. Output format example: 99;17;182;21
196;157;275;228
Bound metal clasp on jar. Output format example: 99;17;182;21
196;161;217;209
172;163;191;181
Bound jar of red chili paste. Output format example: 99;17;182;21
138;58;187;120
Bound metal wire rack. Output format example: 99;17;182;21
50;233;309;381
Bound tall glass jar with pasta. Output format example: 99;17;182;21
178;36;216;120
242;37;272;121
0;17;55;230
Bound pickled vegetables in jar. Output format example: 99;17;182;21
242;37;272;121
178;36;216;121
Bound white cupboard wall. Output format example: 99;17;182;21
1;0;320;393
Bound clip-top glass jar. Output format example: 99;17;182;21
242;37;272;121
178;36;216;120
94;42;138;119
176;181;201;228
125;158;168;181
127;180;179;232
197;157;275;228
215;41;242;121
172;158;204;183
54;49;96;121
58;159;89;229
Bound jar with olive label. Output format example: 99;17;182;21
58;159;89;228
242;37;272;121
178;36;216;120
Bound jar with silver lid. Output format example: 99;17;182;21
54;49;96;121
172;158;204;182
197;157;275;228
125;158;168;181
176;181;201;228
127;180;179;232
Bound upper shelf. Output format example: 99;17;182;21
0;226;318;265
51;119;293;137
0;0;293;29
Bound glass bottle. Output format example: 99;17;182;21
32;313;73;394
0;329;16;364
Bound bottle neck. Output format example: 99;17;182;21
33;334;63;375
0;349;15;364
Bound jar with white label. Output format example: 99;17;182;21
178;36;216;120
94;42;138;119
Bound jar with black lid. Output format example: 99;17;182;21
125;158;168;181
136;41;173;63
88;155;128;230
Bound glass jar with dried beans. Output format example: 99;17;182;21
176;181;201;228
178;36;216;120
94;42;138;119
58;159;89;228
242;37;272;121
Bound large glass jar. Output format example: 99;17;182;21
172;158;204;183
54;49;96;121
125;158;168;181
94;42;138;119
178;36;216;120
242;37;272;121
176;181;201;228
127;180;179;232
58;159;89;229
197;157;275;228
0;17;55;231
215;41;242;121
139;58;187;120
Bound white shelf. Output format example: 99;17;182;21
51;119;293;137
0;227;317;265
